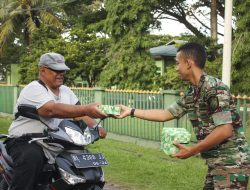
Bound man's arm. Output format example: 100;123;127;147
74;116;107;139
74;101;99;127
74;116;97;127
37;101;106;119
174;123;233;159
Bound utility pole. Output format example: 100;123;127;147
222;0;233;88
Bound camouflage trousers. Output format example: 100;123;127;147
203;165;250;190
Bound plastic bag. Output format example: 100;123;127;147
161;127;191;156
98;105;121;116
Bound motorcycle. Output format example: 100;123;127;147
0;104;108;190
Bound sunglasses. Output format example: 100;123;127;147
45;67;67;74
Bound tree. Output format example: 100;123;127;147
18;26;63;84
0;41;25;82
0;0;64;54
153;0;227;39
62;0;109;87
210;0;218;43
63;0;106;28
18;0;110;87
64;29;110;87
18;25;110;87
153;0;204;37
99;0;159;90
2;0;227;90
231;0;250;94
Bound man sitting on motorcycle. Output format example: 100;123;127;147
6;52;107;190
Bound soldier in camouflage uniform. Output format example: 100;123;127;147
117;42;250;189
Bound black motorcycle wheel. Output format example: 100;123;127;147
0;179;8;190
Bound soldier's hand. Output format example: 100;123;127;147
115;105;131;119
172;143;193;159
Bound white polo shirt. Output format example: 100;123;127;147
9;81;79;137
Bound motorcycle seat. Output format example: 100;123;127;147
0;143;13;166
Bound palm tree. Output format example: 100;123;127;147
0;0;64;54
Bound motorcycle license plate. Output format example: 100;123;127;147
71;153;108;168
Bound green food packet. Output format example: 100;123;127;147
99;105;121;116
161;127;191;156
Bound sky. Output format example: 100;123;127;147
150;19;191;37
150;15;225;44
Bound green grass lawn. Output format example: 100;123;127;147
91;139;207;190
1;116;250;190
0;116;11;134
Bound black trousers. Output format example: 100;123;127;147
6;138;45;190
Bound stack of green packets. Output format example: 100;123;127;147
98;105;121;116
161;127;191;156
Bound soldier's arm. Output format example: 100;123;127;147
130;108;175;122
118;95;186;122
118;105;175;122
174;124;233;159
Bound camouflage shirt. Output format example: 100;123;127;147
168;74;250;166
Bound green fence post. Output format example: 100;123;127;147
93;87;105;126
242;95;247;132
13;85;19;114
236;95;241;112
162;90;181;128
93;87;105;104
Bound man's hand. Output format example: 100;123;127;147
98;127;107;139
83;103;107;119
173;143;194;159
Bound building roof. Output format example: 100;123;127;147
149;40;187;58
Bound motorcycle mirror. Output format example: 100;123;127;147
18;104;40;121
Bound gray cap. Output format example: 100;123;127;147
38;52;70;71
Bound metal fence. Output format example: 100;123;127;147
0;85;250;142
102;89;165;141
0;85;14;114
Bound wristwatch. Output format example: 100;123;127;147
130;108;135;117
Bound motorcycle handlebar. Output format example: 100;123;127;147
22;133;46;138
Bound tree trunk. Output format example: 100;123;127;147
211;0;218;44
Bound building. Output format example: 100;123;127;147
149;40;187;76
